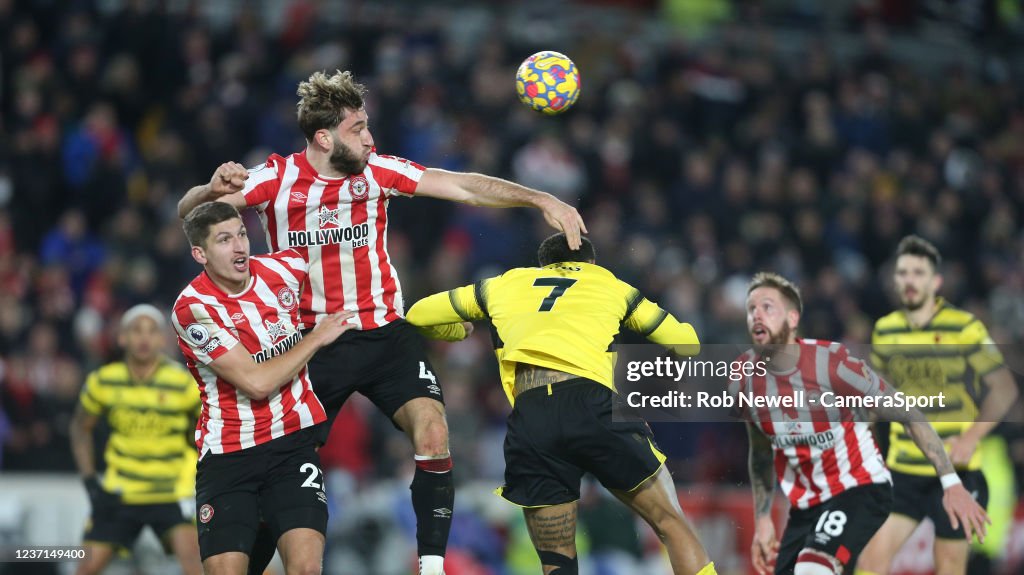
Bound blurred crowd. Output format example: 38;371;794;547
0;0;1023;572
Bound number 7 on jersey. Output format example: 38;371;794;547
533;278;577;311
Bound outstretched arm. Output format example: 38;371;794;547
406;284;486;342
178;162;249;218
871;386;991;542
747;423;779;575
415;168;587;249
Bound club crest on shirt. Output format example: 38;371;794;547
349;175;369;201
318;204;341;228
264;318;290;343
277;287;297;311
185;323;210;346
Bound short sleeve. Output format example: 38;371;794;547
241;155;284;210
368;154;426;197
833;345;886;398
263;248;310;290
172;302;239;365
963;319;1004;377
79;371;107;415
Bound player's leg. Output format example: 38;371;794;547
853;514;918;575
74;543;118;575
370;322;453;575
246;521;278;575
259;428;329;575
523;502;579;575
164;524;202;575
855;471;928;575
393;396;453;575
610;467;714;575
195;448;264;575
788;483;891;575
927;470;988;575
204;552;249;575
931;539;969;575
276;528;325;575
76;502;142;575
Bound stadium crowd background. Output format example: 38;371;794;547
1;0;1023;573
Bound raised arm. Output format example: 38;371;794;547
207;312;355;400
406;283;486;342
414;168;587;249
747;422;779;575
178;162;249;218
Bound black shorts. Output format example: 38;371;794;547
194;427;327;561
775;482;893;575
84;500;193;553
306;319;444;442
891;469;989;539
498;379;666;507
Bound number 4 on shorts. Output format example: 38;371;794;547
419;362;441;396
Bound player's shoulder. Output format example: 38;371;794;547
873;310;907;334
799;338;850;357
154;359;193;384
367;152;423;173
172;276;216;314
932;300;978;330
93;361;130;385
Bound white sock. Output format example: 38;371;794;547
795;561;836;575
419;554;445;575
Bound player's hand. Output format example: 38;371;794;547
945;435;978;467
538;195;587;250
462;322;474;338
210;162;249;196
83;475;119;513
310;311;356;346
751;514;779;575
942;483;990;543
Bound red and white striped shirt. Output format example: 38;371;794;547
241;150;425;330
731;339;892;509
172;250;326;459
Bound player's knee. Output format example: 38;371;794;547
412;416;449;455
855;541;890;574
537;549;577;574
282;557;321;575
795;549;841;575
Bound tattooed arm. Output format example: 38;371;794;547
747;422;779;575
869;384;990;541
747;422;776;518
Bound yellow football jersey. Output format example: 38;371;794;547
406;262;699;404
79;359;201;504
872;298;1003;475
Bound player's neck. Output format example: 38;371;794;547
903;297;938;329
305;147;348;179
766;339;800;373
125;356;161;382
207;271;251;297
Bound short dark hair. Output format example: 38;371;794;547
296;70;367;141
747;272;803;314
537;233;595;266
183;202;242;247
895;235;941;271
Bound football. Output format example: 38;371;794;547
515;51;581;115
